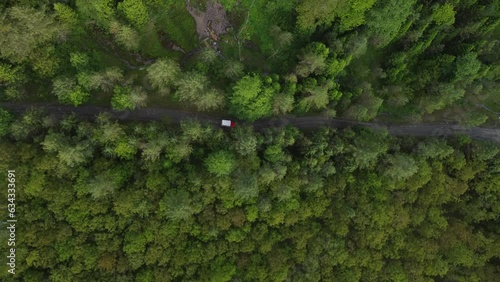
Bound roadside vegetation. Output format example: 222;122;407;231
0;0;499;281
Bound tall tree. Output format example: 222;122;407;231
205;151;236;177
159;190;194;221
111;86;147;110
109;21;140;52
296;0;338;31
295;42;330;77
229;74;273;121
118;0;149;29
365;0;416;48
0;6;64;63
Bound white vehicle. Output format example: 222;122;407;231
221;119;236;128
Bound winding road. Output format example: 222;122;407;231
2;103;500;144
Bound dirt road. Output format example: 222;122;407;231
2;103;500;143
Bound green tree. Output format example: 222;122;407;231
207;258;237;282
365;0;416;48
30;46;60;78
205;151;236;177
54;3;81;33
175;72;225;111
336;0;377;32
195;89;225;112
159;190;194;221
68;86;91;107
269;25;293;58
349;129;389;169
298;78;334;111
146;58;181;96
234;169;259;201
53;77;90;106
118;0;149;29
180;120;206;143
114;139;138;160
110;21;140;52
223;59;245;80
272;92;295;115
417;139;454;159
111;86;147;110
175;71;207;99
88;170;120;199
383;154;418;181
54;141;93;168
0;6;63;63
296;0;338;31
70;52;91;71
232;125;258;156
343;85;383;121
229;74;273;121
432;3;455;26
0;63;24;86
453;53;482;85
199;48;218;64
295;42;330;77
76;0;116;29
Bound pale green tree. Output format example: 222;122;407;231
383;154;419;181
234;170;259;201
180;120;205;143
0;6;64;63
175;72;224;111
159;190;194;221
118;0;149;29
175;72;208;100
223;59;245;80
298;78;334;111
366;0;416;48
195;89;225;111
146;58;181;96
229;74;273;121
232;125;258;156
336;0;377;32
111;86;147;110
295;43;330;77
269;26;293;58
272;92;295;115
432;3;456;26
110;21;140;52
53;77;90;106
88;171;120;199
205;151;236;177
76;0;116;28
296;0;338;31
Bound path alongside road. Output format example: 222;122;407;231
2;103;500;143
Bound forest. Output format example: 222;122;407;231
0;109;499;281
0;0;499;281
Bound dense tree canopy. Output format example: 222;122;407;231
0;0;499;280
0;110;499;281
229;74;273;121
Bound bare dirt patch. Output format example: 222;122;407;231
186;0;231;40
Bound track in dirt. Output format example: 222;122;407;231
2;103;500;144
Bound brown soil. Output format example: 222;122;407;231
186;0;231;40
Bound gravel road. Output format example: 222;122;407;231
2;103;499;144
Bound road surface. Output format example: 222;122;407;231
2;103;500;144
